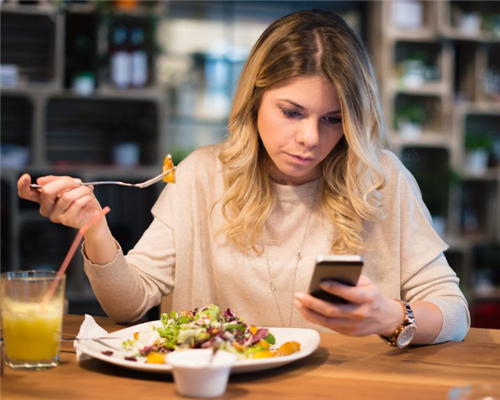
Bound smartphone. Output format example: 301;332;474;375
308;255;364;304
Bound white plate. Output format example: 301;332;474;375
76;320;320;374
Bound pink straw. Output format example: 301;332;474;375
42;206;111;307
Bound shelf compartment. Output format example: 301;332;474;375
400;146;452;231
462;114;500;174
91;183;158;254
444;1;500;42
17;220;81;290
99;14;158;90
1;95;33;169
1;179;13;270
0;11;57;84
469;243;500;314
393;41;447;91
393;93;446;139
480;43;500;103
444;248;467;293
0;95;33;147
454;41;481;102
384;1;438;39
45;97;159;167
64;12;99;91
460;180;499;239
453;42;500;105
470;298;500;329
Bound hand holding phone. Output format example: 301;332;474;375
308;255;364;304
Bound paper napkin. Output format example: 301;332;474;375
74;314;109;361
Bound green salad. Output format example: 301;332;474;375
122;304;300;363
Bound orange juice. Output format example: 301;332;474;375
1;271;66;369
2;303;62;361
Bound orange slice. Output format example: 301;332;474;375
251;350;275;359
162;154;176;183
277;341;301;355
146;352;166;364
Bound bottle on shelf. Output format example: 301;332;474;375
390;0;424;31
110;25;132;89
130;26;148;88
114;0;138;12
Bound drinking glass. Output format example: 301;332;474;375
1;271;66;370
448;384;500;400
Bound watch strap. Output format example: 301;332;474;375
379;300;416;347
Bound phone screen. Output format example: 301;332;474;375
308;255;364;304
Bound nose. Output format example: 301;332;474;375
295;119;320;148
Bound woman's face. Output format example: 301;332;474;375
257;75;344;185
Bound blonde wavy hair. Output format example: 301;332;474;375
217;9;389;254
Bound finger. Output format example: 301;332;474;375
320;281;369;305
38;177;82;218
294;300;350;331
51;185;94;218
58;195;96;227
295;292;356;318
17;174;41;203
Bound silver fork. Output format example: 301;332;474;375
60;336;122;341
30;167;176;189
62;335;127;352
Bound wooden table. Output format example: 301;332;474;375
1;315;499;400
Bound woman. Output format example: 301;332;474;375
18;10;469;346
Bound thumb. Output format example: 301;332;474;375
37;175;82;185
356;274;372;287
17;174;41;203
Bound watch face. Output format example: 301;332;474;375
397;325;417;348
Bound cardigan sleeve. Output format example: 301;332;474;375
386;152;471;343
82;216;175;323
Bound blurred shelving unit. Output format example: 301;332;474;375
1;0;367;317
370;0;500;328
0;0;167;318
7;0;497;325
156;0;366;152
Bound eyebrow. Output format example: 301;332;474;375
278;99;341;114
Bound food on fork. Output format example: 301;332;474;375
162;154;176;183
121;304;301;364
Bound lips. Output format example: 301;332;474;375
287;153;315;164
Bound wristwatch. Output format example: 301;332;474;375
379;300;417;348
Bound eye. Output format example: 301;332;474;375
280;107;301;119
324;116;342;125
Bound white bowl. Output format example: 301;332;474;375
166;349;237;398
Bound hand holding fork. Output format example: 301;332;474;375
29;167;176;189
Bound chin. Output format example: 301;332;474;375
283;170;316;183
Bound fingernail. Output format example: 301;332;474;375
73;179;82;184
295;292;304;300
321;281;332;290
294;300;302;309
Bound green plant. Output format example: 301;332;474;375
395;104;426;126
169;146;196;166
465;132;495;152
411;167;460;217
447;167;461;189
406;51;428;64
